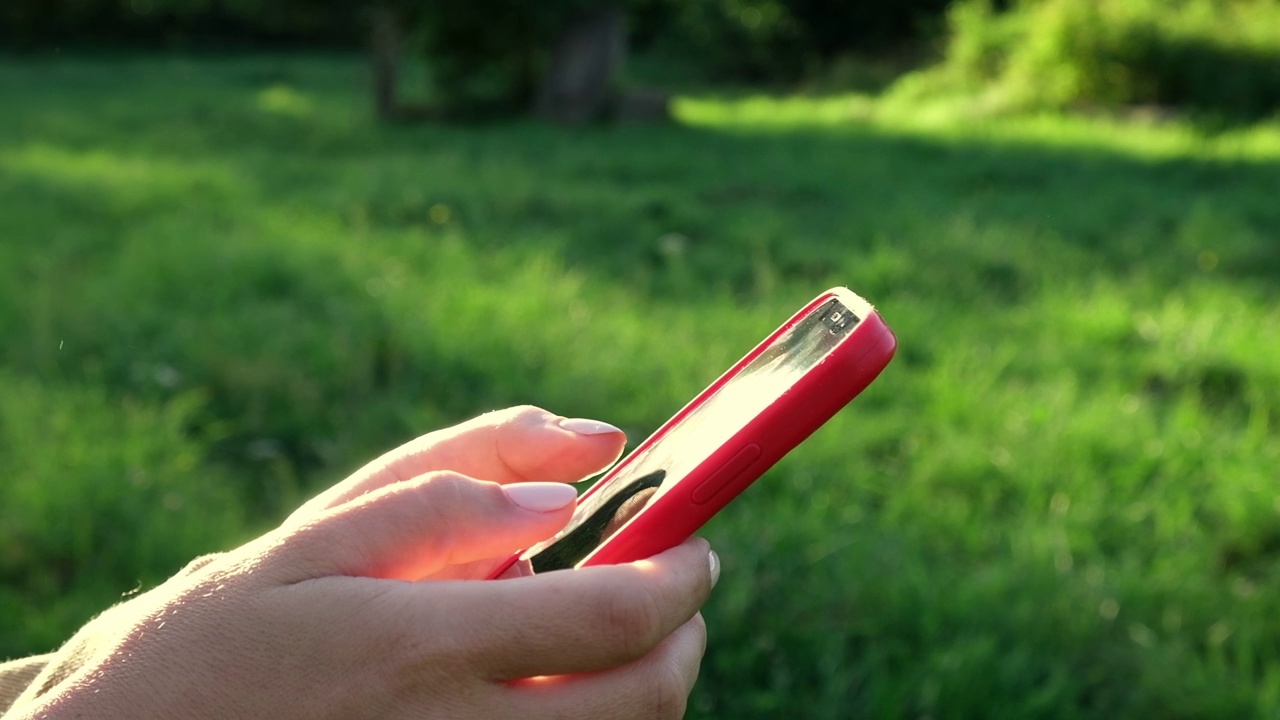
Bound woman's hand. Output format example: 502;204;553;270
8;406;718;720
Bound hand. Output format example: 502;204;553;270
9;406;718;720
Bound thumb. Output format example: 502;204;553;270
263;473;577;583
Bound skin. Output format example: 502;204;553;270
8;406;718;720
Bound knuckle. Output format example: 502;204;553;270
494;404;548;426
406;472;493;522
373;598;463;684
600;584;666;660
689;613;708;654
416;471;472;505
644;660;691;720
267;521;332;574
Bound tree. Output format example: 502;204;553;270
372;1;653;124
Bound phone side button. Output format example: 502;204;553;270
691;443;762;504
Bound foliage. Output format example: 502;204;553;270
650;0;808;82
0;0;366;49
640;0;952;83
782;0;953;59
895;0;1280;119
2;0;954;88
407;0;628;115
3;56;1280;718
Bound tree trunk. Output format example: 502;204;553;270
536;6;627;125
371;4;401;121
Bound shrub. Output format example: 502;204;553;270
899;0;1280;119
654;0;809;82
0;0;366;49
407;1;586;114
0;0;959;90
648;0;954;84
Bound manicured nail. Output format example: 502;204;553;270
504;482;578;513
709;550;721;588
558;418;623;436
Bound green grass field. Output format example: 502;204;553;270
2;55;1279;718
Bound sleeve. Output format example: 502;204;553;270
0;553;225;716
0;655;52;715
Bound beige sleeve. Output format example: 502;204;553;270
0;553;226;715
0;655;52;715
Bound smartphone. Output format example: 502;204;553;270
489;287;896;577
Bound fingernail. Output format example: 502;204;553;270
503;482;578;513
709;550;721;588
558;418;623;436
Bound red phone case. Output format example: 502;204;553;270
489;287;895;577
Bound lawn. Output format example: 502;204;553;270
2;55;1279;719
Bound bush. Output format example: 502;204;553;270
647;0;953;84
0;0;957;90
403;0;654;116
653;0;809;82
898;0;1280;119
0;0;365;49
784;0;953;59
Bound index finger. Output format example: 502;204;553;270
298;406;626;516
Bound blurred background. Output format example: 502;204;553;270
2;1;1280;717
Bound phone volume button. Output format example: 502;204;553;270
691;443;762;505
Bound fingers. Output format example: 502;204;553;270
420;537;716;681
266;473;579;582
502;613;707;720
295;406;625;518
274;541;715;720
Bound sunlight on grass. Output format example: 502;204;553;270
0;144;242;203
256;84;316;118
676;92;1280;161
674;92;878;127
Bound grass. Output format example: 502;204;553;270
2;54;1280;718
